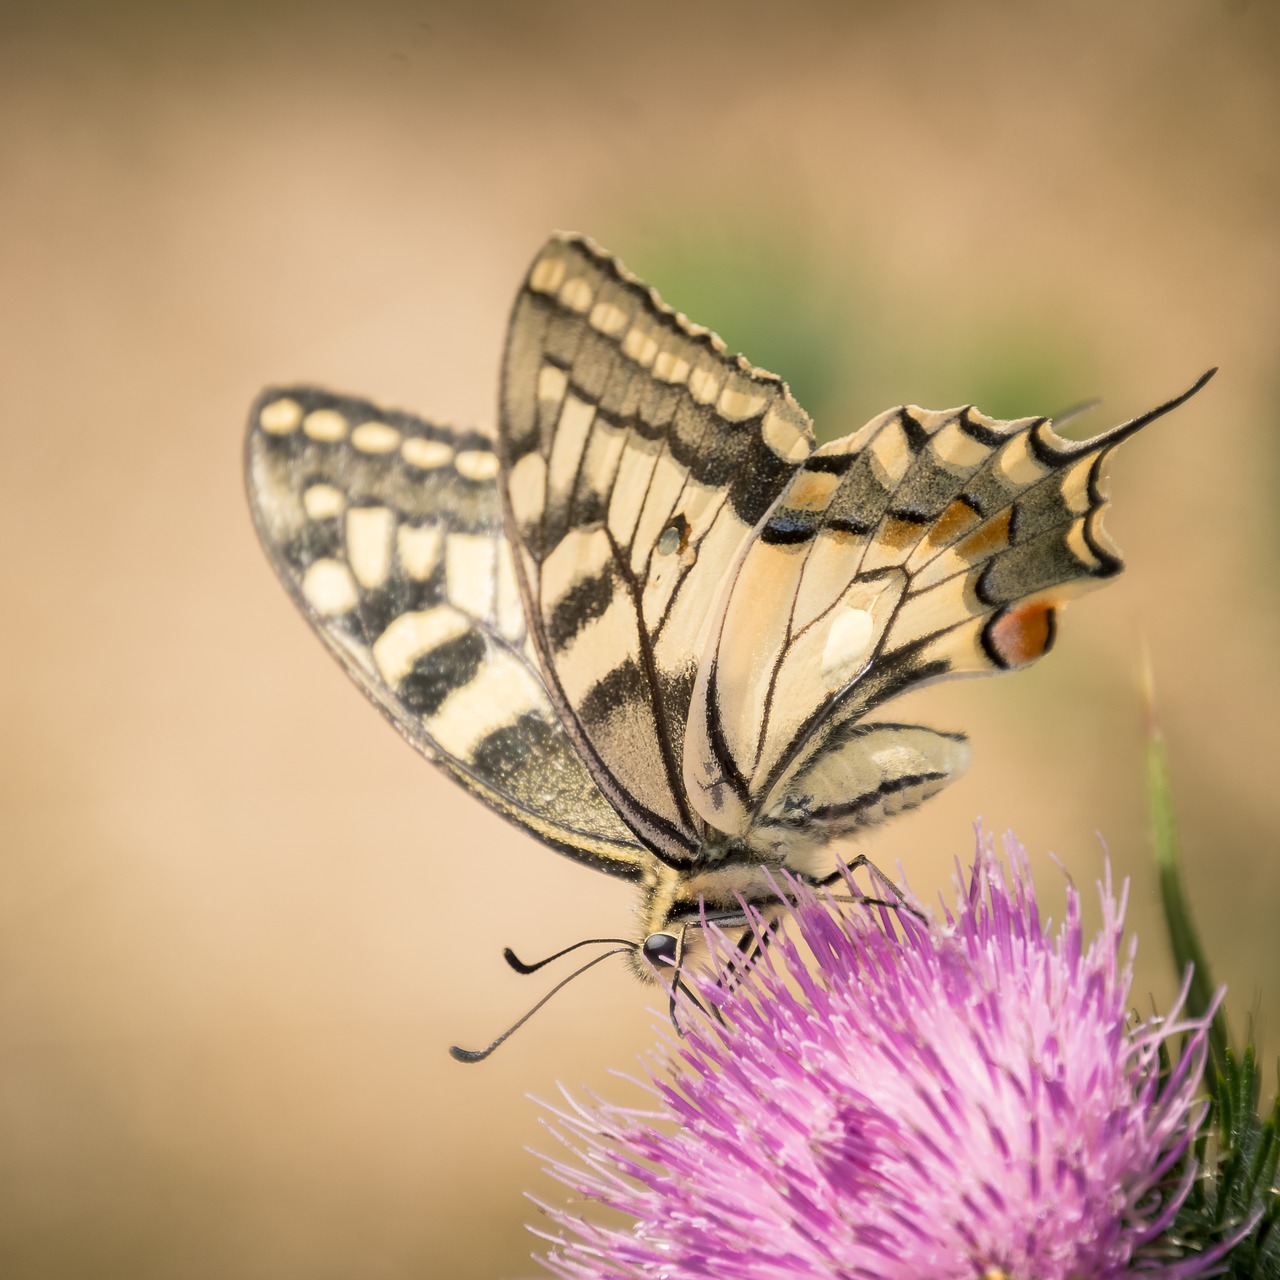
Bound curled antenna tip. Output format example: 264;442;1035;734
448;943;632;1065
502;936;635;975
503;947;538;974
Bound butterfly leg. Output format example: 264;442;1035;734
819;853;925;923
718;928;768;994
664;922;728;1035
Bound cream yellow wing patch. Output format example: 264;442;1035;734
683;376;1216;844
499;233;816;864
245;385;647;878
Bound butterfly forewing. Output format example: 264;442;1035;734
498;233;817;863
245;386;647;878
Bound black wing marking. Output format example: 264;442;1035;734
245;385;649;879
684;373;1215;842
498;233;817;864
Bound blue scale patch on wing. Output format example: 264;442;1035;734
245;385;647;879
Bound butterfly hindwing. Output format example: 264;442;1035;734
684;383;1212;849
245;386;648;879
498;233;817;863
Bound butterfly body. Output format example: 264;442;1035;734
246;234;1211;984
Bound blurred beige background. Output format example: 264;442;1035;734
3;0;1278;1275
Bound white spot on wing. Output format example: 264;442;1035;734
688;364;721;405
373;607;470;686
402;437;453;470
559;277;594;313
820;409;895;463
589;301;628;335
716;381;768;422
426;648;548;758
867;421;911;486
508;450;548;532
652;350;691;385
538;363;568;406
303;484;345;520
302;559;359;616
446;532;497;620
547;395;597;504
346;507;395;589
303;409;348;442
397;523;443;581
1060;455;1096;515
352;421;402;453
930;417;989;469
1066;517;1101;566
260;398;302;434
820;607;875;685
495;543;526;642
455;450;499;482
529;255;567;295
622;323;659;367
996;430;1048;487
762;402;812;462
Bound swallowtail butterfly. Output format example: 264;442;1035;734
246;233;1211;1013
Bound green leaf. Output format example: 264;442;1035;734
1172;1046;1280;1278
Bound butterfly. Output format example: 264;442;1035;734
246;233;1212;1050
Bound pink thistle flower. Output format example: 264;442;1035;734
535;834;1222;1280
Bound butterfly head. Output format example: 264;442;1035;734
628;853;791;984
638;931;680;972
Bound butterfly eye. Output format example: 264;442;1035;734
642;932;679;968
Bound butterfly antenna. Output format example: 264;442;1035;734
503;937;634;975
449;945;633;1064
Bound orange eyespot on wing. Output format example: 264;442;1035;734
983;602;1057;669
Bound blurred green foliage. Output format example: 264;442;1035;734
616;219;1099;438
1149;677;1280;1275
619;220;860;436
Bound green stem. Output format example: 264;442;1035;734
1144;654;1230;1082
